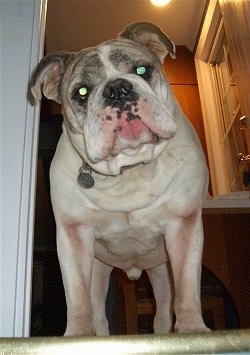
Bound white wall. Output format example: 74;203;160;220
0;0;46;336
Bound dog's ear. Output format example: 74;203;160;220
118;22;176;63
31;52;73;103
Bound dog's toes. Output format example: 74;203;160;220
175;324;211;333
64;317;94;336
174;314;211;333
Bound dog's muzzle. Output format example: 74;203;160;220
83;74;177;172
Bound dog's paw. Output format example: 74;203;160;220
174;314;211;333
175;322;211;333
64;314;94;336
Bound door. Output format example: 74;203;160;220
218;0;250;191
211;33;249;191
195;0;250;195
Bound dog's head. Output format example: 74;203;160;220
31;22;177;175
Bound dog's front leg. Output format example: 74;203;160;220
146;262;174;334
164;212;209;333
91;259;113;336
56;223;95;336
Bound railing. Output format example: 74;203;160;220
1;329;250;354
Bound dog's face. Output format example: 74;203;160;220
32;22;177;175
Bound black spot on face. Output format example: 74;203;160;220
124;103;131;111
126;111;141;121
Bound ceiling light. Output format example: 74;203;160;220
150;0;171;7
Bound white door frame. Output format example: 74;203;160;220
0;0;47;337
195;0;229;196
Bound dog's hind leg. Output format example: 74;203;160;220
91;258;113;336
146;262;174;334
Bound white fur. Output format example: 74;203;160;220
32;24;209;336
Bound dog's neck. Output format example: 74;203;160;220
77;161;95;189
77;160;142;189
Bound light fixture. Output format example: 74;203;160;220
150;0;171;7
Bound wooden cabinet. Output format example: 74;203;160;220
219;0;250;187
164;46;211;192
219;0;250;118
203;213;250;329
164;46;209;165
195;0;250;194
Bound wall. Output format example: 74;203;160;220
0;0;46;337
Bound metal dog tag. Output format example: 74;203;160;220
77;163;95;189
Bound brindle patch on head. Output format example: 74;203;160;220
68;50;107;109
65;50;109;133
108;50;136;68
107;41;156;70
72;51;105;85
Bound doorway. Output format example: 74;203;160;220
31;0;250;336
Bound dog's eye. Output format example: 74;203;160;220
136;66;147;75
72;85;89;105
78;86;88;97
135;66;153;81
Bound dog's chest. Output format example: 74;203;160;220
93;209;166;268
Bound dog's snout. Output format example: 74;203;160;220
103;79;133;100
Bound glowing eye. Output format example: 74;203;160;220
78;86;88;96
136;66;147;75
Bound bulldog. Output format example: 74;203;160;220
31;22;209;336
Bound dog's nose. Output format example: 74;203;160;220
103;78;133;100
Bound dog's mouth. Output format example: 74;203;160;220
95;100;164;163
100;78;159;156
110;111;160;155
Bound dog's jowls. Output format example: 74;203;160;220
31;22;209;336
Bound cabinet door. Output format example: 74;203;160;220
219;0;250;159
211;35;248;191
219;0;250;117
218;0;250;189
